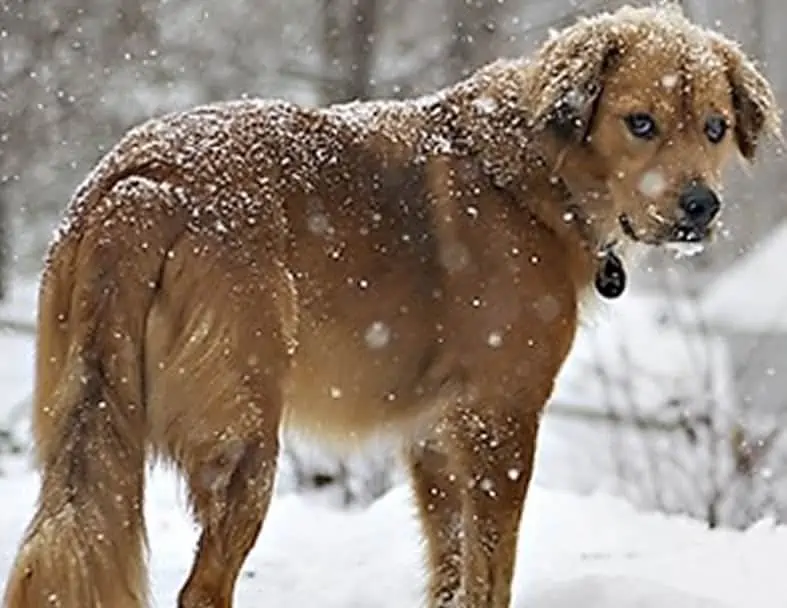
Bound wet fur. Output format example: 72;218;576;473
3;5;780;608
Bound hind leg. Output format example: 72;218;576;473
170;355;282;608
143;232;294;607
407;431;464;607
177;425;279;608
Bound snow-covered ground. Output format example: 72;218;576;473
3;278;787;606
3;457;787;607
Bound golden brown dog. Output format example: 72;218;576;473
3;5;780;608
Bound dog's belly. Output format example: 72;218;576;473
281;298;454;441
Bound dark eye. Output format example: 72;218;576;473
624;113;659;140
704;114;728;144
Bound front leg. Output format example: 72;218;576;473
450;398;542;608
407;433;464;607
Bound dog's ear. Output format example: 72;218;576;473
530;21;622;143
712;36;781;161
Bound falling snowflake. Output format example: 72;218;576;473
487;332;503;348
364;321;391;349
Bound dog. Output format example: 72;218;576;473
3;4;780;608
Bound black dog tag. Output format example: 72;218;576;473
594;250;626;299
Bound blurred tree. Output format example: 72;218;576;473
0;0;162;274
446;0;505;83
0;190;7;300
319;0;381;103
348;0;380;100
320;0;345;103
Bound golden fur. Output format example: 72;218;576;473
3;5;780;608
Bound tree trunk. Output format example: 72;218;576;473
320;0;379;104
347;0;379;101
446;0;503;84
0;191;7;301
320;0;346;104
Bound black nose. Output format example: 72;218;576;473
678;182;721;228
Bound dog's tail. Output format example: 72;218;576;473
3;175;184;608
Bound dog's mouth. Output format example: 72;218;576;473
618;213;644;242
618;213;713;246
670;222;711;243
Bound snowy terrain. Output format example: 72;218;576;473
2;279;787;607
3;456;787;607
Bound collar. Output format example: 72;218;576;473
551;176;628;300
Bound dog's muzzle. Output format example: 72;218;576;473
671;181;721;242
619;181;722;244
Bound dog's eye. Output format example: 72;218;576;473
624;113;659;140
704;115;728;144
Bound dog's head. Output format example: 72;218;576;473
529;5;781;247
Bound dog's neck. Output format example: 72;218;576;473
420;66;629;298
425;71;620;284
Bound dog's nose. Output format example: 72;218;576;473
678;182;721;228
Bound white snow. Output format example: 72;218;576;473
661;73;680;89
698;220;787;333
471;96;498;115
554;291;735;415
2;459;787;607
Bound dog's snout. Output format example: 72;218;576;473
678;182;721;227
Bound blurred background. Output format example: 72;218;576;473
1;0;786;530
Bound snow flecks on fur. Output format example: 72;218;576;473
471;96;499;115
46;94;455;252
661;73;679;90
664;240;707;260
